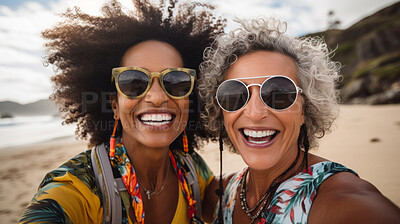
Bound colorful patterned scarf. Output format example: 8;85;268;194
110;138;196;223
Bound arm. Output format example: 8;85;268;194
19;196;72;224
19;176;103;224
309;172;400;224
202;172;236;223
19;151;103;224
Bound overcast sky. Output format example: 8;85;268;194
0;0;397;104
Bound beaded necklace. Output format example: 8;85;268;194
239;148;307;224
239;168;280;224
110;139;197;223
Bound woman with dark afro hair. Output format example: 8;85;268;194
19;0;224;223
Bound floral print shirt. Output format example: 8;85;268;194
215;161;357;224
19;143;213;224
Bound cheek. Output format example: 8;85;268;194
222;111;231;130
294;97;305;123
277;111;304;141
279;113;303;128
116;97;140;130
284;100;305;125
177;99;190;120
222;111;239;138
117;96;138;115
299;113;305;125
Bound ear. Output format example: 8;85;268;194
110;94;119;119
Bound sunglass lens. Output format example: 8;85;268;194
118;70;149;98
163;71;192;97
261;76;297;110
217;80;248;111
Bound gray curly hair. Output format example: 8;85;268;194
198;17;341;151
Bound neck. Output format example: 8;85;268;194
122;134;171;190
246;148;304;202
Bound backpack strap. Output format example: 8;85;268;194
91;144;126;224
179;153;202;218
92;145;202;222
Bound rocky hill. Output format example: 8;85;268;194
307;2;400;104
0;99;59;117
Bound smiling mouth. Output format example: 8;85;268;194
240;128;279;144
138;113;175;126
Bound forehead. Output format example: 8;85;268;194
121;40;183;71
225;51;298;83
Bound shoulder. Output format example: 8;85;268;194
178;150;214;182
40;150;91;184
210;170;241;194
309;171;400;223
222;171;239;189
202;170;241;222
188;150;208;167
41;150;99;192
20;149;104;224
38;149;103;204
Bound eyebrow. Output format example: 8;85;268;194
231;75;272;80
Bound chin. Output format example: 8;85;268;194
140;134;176;149
240;152;278;171
145;141;173;149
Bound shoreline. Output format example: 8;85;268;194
1;104;399;223
0;135;77;151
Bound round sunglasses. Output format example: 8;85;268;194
112;67;196;99
215;75;303;112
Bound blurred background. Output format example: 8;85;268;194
0;0;399;146
0;0;399;223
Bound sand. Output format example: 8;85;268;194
1;104;399;223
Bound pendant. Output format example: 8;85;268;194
145;190;151;200
257;217;266;224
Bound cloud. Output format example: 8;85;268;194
0;65;52;103
212;0;397;35
211;0;320;35
0;2;56;103
0;0;127;104
0;0;398;104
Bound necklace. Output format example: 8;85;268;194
239;150;308;224
136;162;170;200
112;139;198;223
239;168;279;224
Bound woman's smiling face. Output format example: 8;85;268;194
112;40;189;150
222;51;305;171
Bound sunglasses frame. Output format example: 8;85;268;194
112;67;196;99
216;75;303;112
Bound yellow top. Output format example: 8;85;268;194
19;149;213;224
172;186;189;223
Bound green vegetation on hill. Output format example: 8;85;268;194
306;2;400;104
353;51;400;81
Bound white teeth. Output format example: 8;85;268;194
243;129;276;138
142;121;171;126
140;113;172;122
249;139;270;144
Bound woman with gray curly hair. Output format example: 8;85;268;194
198;18;400;224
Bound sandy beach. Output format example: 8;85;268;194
1;104;399;223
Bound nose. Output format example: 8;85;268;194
243;86;270;121
143;77;169;106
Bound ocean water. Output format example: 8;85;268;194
0;116;76;149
